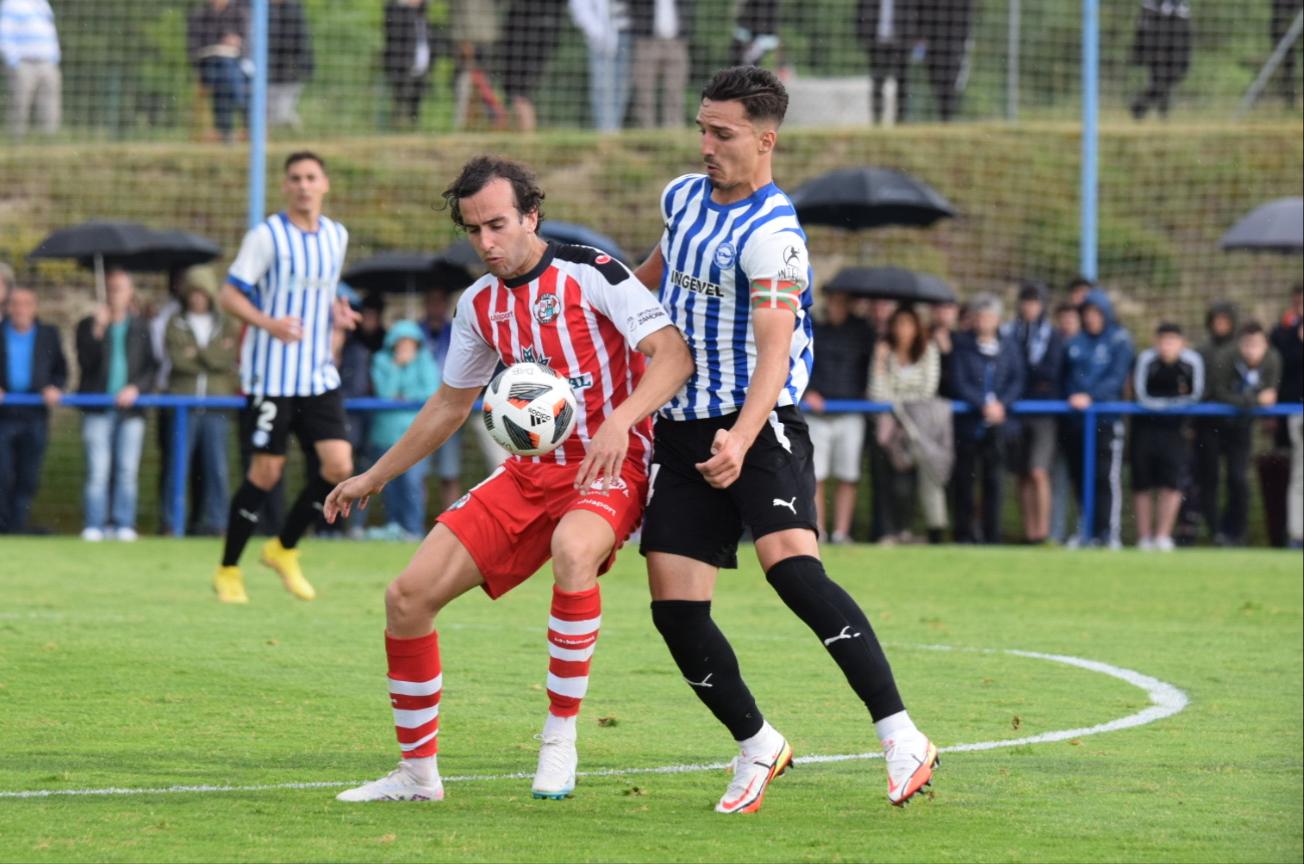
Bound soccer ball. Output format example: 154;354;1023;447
481;363;578;456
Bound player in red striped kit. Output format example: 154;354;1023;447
326;156;692;802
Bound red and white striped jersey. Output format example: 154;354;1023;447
442;241;673;468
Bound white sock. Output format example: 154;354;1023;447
543;712;577;740
402;755;439;784
738;720;782;757
875;710;917;745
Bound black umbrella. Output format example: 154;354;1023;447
790;167;957;230
824;266;956;304
342;251;478;294
1219;197;1303;253
31;220;222;301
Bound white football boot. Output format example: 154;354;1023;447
531;735;578;799
883;729;939;806
715;734;794;814
336;761;444;802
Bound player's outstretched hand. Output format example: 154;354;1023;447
324;471;385;522
333;297;362;332
267;315;304;344
695;427;747;489
575;418;630;495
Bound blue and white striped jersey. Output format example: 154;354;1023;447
656;173;815;420
226;213;349;398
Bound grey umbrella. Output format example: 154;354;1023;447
1219;197;1303;253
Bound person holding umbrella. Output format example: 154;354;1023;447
75;269;156;542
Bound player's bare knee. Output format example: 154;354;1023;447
247;462;283;490
321;459;353;485
550;533;604;593
385;575;439;626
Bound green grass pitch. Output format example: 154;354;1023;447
0;539;1300;862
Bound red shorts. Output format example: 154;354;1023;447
436;458;648;599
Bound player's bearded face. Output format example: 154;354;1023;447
697;99;767;194
461;178;541;279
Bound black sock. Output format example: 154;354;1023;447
222;481;269;567
278;475;333;550
650;600;764;741
765;555;905;721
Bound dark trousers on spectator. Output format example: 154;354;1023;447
0;412;48;533
1062;417;1124;545
953;431;1006;543
1196;421;1252;543
390;76;428;125
198;57;248;138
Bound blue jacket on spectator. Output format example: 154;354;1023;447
1000;288;1065;399
1064;289;1133;403
950;330;1026;441
369;320;440;451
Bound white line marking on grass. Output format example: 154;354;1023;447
0;644;1188;800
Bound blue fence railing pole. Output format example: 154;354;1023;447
1080;0;1099;281
1080;408;1097;544
170;406;190;539
247;0;269;231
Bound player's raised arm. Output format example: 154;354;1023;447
325;383;479;521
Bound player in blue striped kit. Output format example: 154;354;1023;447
212;151;359;604
633;66;938;813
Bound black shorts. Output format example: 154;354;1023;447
1131;421;1187;491
241;389;350;456
640;406;818;569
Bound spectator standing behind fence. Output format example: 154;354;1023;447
367;320;439;541
856;0;915;126
1131;323;1203;551
383;0;434;128
950;294;1024;544
164;266;239;537
571;0;633;132
451;0;505;130
1048;300;1080;543
804;290;872;544
629;0;691;129
1002;281;1064;545
188;0;250;143
1190;301;1239;542
915;0;973;121
869;304;949;544
1129;0;1191;120
1271;286;1302;548
267;0;313;129
0;284;65;534
1206;322;1281;546
1061;289;1133;549
500;0;566;132
76;270;156;543
1;0;59;137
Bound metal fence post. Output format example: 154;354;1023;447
170;405;189;539
1080;407;1097;544
247;0;269;231
1080;0;1099;281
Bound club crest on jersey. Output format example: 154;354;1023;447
713;241;736;269
533;293;561;325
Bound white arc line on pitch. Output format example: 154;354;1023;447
0;645;1188;800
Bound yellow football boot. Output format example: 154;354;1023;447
259;538;316;601
213;565;249;604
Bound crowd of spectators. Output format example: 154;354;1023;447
0;264;1299;548
800;278;1303;550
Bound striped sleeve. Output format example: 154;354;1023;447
226;225;274;302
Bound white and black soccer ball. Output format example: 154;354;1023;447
481;363;578;456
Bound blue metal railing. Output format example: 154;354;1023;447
3;394;1299;541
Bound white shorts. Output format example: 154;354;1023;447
807;412;866;483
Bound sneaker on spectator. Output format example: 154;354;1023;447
80;527;104;542
1137;537;1155;551
114;527;138;542
1155;536;1175;552
1064;535;1082;550
829;531;852;545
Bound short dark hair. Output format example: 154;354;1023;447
1238;320;1266;339
1053;302;1078;317
701;66;788;124
285;150;326;173
443;155;546;231
1066;274;1093;293
1155;322;1183;337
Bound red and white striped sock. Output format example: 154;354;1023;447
545;585;601;720
386;630;441;760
